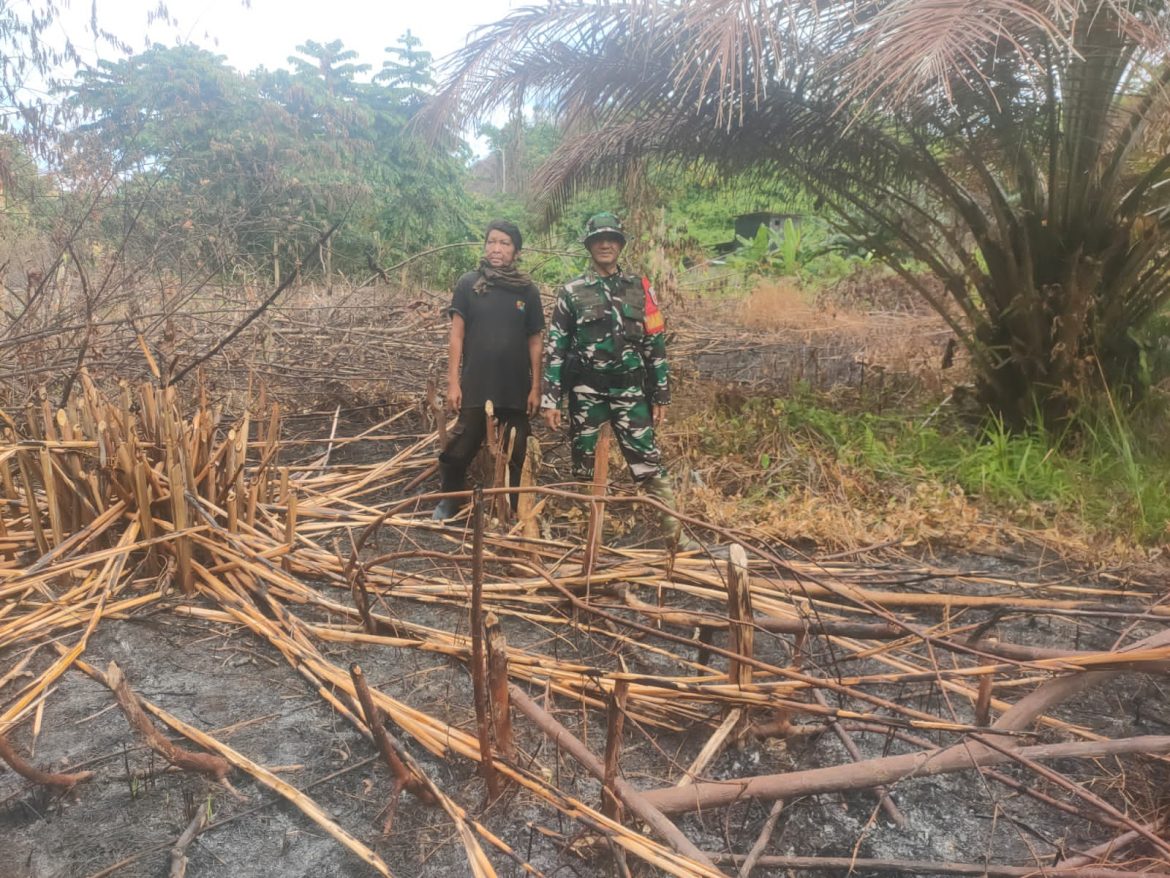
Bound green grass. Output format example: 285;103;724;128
695;391;1170;544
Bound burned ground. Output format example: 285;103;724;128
1;283;1168;878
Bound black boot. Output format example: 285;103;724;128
433;463;465;522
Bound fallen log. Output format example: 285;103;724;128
640;734;1170;815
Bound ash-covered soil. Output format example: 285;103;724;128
3;504;1168;878
3;292;1168;878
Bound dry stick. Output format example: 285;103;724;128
640;734;1170;816
0;731;95;787
470;486;501;800
602;679;630;822
677;710;742;787
105;661;232;782
349;663;436;833
582;423;611;579
1059;825;1153;868
972;733;1170;859
737;798;784;878
168;807;207;878
810;687;907;829
974;672;993;726
508;683;722;873
516;559;1020;736
484;613;517;763
705;853;1167;878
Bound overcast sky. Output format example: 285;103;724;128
59;0;521;75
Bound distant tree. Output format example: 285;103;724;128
433;0;1170;427
376;29;434;106
288;38;371;98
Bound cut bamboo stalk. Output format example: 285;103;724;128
517;436;541;545
38;450;62;541
974;673;993;727
583;423;611;578
726;544;753;689
602;679;630;822
484;612;516;763
16;451;49;556
169;465;194;595
283;490;297;573
132;458;156;542
640;734;1170;816
676;709;742;787
470;486;500;799
496;424;514;524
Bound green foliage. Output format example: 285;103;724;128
699;390;1170;543
59;36;472;285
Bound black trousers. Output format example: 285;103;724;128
438;407;531;496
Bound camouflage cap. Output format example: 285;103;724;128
582;212;627;246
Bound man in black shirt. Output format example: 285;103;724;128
433;220;544;521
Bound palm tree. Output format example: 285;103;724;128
431;0;1170;427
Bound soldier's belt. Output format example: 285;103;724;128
572;367;643;391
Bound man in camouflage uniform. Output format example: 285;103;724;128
541;212;693;547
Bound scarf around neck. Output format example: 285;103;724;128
472;258;533;294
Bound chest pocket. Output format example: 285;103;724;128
574;298;613;346
619;298;645;342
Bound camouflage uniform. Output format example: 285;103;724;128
541;270;670;482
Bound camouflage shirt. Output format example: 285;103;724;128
541;269;669;408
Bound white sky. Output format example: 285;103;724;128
59;0;520;75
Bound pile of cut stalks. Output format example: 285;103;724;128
2;370;1169;878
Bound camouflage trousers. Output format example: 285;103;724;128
567;384;664;482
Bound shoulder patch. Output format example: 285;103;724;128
642;276;664;335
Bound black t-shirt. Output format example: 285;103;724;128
448;270;544;411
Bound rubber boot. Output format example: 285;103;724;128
642;475;699;551
432;463;464;522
